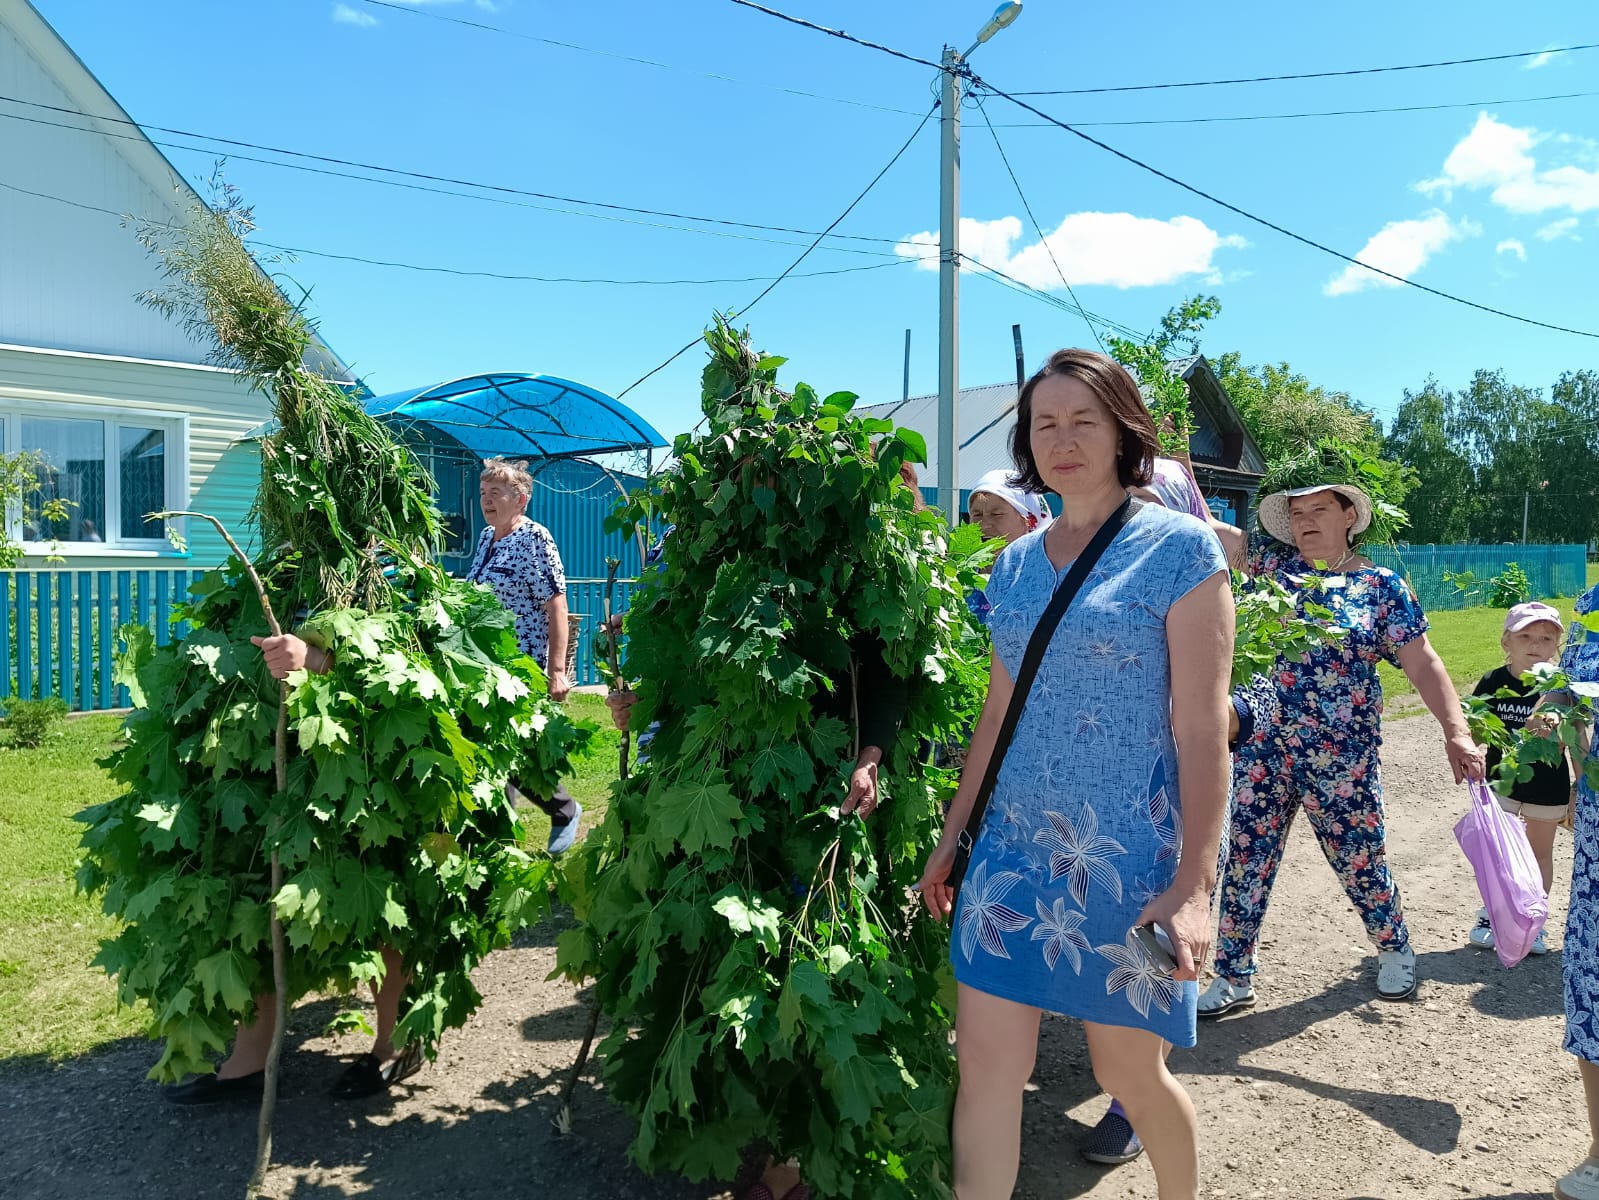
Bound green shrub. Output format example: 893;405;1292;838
2;696;70;748
1488;562;1532;608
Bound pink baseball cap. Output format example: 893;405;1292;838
1504;602;1564;634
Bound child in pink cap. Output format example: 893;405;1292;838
1468;600;1572;955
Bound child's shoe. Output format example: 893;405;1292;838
1529;928;1550;956
1467;908;1495;950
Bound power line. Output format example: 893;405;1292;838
718;4;1596;100
719;2;1599;341
1010;43;1599;96
724;0;945;71
352;0;922;117
0;95;902;248
0;177;921;287
992;89;1599;129
0;104;897;259
958;255;1148;343
970;76;1599;341
616;102;941;400
971;96;1105;352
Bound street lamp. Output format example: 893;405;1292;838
964;1;1023;56
937;3;1022;525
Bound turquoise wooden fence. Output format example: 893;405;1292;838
0;569;640;713
1368;543;1588;612
0;568;200;712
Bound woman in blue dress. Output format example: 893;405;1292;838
919;349;1234;1200
1551;581;1599;1200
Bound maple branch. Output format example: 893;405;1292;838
154;509;288;1198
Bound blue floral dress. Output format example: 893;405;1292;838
1214;545;1430;980
1560;584;1599;1060
951;504;1227;1045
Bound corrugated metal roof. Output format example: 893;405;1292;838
863;383;1019;490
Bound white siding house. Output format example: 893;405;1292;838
0;0;352;570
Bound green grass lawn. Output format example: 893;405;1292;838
0;714;145;1065
0;694;621;1065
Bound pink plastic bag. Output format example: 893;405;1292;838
1454;779;1550;968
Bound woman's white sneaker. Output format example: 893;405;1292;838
1556;1159;1599;1200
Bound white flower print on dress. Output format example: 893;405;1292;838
958;862;1033;962
1087;636;1119;662
1075;705;1109;739
1146;757;1171;826
1034;806;1126;907
1098;931;1182;1018
1155;803;1183;865
1031;897;1091;973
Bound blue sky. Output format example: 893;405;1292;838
32;0;1599;445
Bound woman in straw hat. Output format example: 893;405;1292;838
1199;479;1485;1015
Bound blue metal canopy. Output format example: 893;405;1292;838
363;373;666;461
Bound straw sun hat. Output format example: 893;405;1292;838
1256;483;1374;547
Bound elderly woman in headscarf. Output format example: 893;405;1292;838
1200;480;1484;1016
965;468;1050;626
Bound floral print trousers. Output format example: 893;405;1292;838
1215;745;1409;981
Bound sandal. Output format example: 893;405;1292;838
1376;946;1417;1001
1197;976;1255;1018
330;1043;423;1099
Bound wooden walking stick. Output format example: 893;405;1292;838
553;557;630;1135
156;511;290;1199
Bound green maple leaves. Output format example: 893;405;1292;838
559;319;987;1200
77;557;591;1081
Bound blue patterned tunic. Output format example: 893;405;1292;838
1560;584;1599;1059
951;504;1228;1045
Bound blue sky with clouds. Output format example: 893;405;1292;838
28;0;1599;443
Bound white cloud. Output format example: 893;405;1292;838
1418;113;1599;214
894;212;1246;290
1323;210;1479;296
1535;216;1581;241
1525;48;1563;70
333;3;378;25
1495;238;1527;261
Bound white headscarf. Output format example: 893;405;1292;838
970;469;1051;532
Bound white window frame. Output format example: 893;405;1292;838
0;399;189;558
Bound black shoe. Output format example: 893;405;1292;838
164;1070;265;1106
330;1045;423;1100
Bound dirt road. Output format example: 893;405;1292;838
1;712;1585;1199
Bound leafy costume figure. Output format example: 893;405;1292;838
76;193;588;1098
556;320;987;1200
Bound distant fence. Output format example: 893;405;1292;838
1369;543;1587;611
1;569;640;714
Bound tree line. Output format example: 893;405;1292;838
1123;295;1599;548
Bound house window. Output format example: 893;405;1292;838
24;416;106;542
0;404;185;553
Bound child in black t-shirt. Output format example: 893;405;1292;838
1467;601;1571;956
